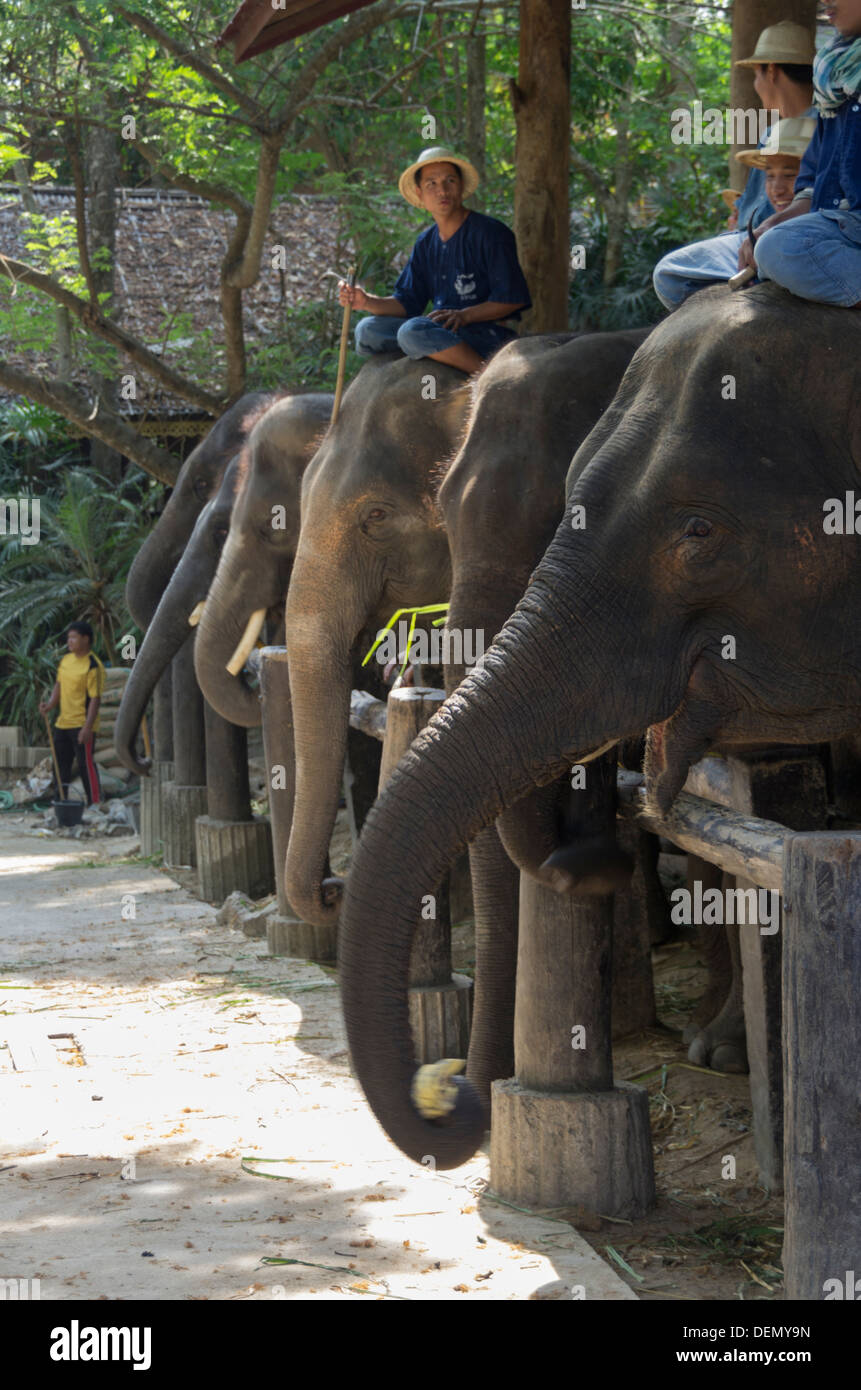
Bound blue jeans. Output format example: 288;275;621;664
754;210;861;307
652;232;746;310
355;314;516;361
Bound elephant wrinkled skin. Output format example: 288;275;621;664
336;286;861;1168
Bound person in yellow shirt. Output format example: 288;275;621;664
39;621;105;805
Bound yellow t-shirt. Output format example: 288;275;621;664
56;652;106;731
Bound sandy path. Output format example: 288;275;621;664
0;823;631;1301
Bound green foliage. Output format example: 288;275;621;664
0;463;159;738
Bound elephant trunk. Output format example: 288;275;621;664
194;539;265;728
126;527;184;631
283;612;355;929
115;579;204;776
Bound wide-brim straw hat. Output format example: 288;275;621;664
735;20;815;68
398;147;480;207
736;115;817;168
720;188;742;209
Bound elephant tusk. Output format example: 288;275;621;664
188;601;206;628
226;609;266;676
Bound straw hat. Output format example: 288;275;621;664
736;116;817;168
720;188;742;209
398;147;480;208
735;21;815;68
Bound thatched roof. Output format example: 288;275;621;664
0;184;342;418
219;0;379;61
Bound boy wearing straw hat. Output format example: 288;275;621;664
39;621;104;805
737;116;819;214
653;20;815;309
338;147;530;375
740;1;861;307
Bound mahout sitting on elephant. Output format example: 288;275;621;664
336;285;861;1168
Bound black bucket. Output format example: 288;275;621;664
53;798;85;828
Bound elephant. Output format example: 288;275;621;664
282;353;472;930
192;392;333;730
335;285;861;1169
126;391;271;631
117;392;333;775
434;327;651;1099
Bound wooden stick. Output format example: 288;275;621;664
43;713;64;800
141;713;152;762
331;264;356;425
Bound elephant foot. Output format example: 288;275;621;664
681;978;732;1046
686;1000;748;1074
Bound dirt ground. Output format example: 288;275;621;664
0;812;782;1302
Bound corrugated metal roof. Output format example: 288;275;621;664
218;0;380;61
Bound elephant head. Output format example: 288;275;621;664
115;457;242;776
125;391;271;630
336;286;861;1167
283;354;471;928
194;392;334;728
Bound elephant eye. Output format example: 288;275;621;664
366;508;387;522
685;517;712;538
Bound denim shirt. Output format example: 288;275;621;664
735;166;772;232
795;98;861;213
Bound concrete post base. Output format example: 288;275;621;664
490;1078;655;1219
140;760;174;858
194;815;274;905
161;783;208;870
409;973;472;1065
267;913;337;963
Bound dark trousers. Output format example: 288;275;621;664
53;727;101;805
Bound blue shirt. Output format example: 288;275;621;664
393;210;531;320
736;106;818;231
795;98;861;215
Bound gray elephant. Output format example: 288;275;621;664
336;285;861;1168
435;327;651;1100
126;392;271;630
117;393;332;776
282;354;472;928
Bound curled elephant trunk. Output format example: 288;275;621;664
338;582;604;1167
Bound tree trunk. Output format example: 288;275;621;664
512;0;571;332
729;0;818;187
86;123;123;483
466;32;486;209
602;100;634;288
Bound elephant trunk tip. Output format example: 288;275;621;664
539;837;634;896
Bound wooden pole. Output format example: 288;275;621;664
783;832;861;1300
43;714;64;800
331;265;356;425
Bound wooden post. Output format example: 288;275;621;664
612;819;659;1036
153;665;173;763
783;832;861;1301
727;752;828;1193
378;688;471;1063
162;636;207;869
195;701;273;905
512;0;571;331
491;754;654;1217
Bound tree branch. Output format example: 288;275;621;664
271;0;401;131
0;361;179;484
131;138;251;217
115;4;264;123
569;148;612;205
0;255;222;414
